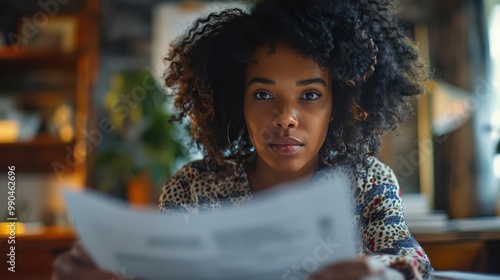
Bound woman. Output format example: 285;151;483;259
54;0;432;279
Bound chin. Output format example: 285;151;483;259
265;157;308;174
254;146;316;174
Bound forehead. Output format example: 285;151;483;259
245;43;329;82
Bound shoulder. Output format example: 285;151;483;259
165;158;244;185
166;159;217;183
357;156;398;187
158;160;205;212
316;156;398;191
158;159;247;212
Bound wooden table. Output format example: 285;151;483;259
414;230;500;273
1;225;499;278
0;226;76;280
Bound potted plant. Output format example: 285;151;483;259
95;70;188;205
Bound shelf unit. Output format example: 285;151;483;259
0;226;76;279
0;47;77;70
0;47;76;59
0;0;99;185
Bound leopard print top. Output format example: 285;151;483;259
158;156;433;279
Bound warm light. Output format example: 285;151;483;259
494;155;500;178
0;222;25;235
490;5;500;114
44;174;85;226
491;111;500;125
490;6;500;61
0;120;19;143
59;123;74;142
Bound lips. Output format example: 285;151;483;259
269;137;304;156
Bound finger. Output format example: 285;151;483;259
53;251;79;279
365;257;386;274
383;268;404;280
309;260;371;280
53;251;119;280
70;241;97;267
364;258;404;280
76;269;123;280
310;274;368;280
67;266;120;280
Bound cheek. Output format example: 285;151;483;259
307;111;331;140
244;102;277;147
244;102;263;142
319;117;331;143
307;104;332;144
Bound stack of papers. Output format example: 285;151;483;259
406;212;449;233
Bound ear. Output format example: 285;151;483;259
329;109;336;122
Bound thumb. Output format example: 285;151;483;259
365;257;404;280
70;241;97;268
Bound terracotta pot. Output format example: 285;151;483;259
126;172;153;207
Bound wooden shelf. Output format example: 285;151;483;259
0;47;77;70
0;133;66;145
414;230;500;243
0;226;76;280
0;134;75;173
0;0;99;181
0;47;76;60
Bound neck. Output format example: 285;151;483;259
245;154;319;193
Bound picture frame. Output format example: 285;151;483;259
18;15;78;52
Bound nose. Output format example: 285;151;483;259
272;107;298;129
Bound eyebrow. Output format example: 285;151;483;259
247;77;328;87
296;78;328;87
247;77;275;85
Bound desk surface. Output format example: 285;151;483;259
0;225;76;242
0;226;77;280
432;271;500;279
414;230;500;243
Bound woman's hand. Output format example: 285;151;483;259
53;241;134;280
309;258;404;280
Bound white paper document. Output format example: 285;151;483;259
63;176;356;280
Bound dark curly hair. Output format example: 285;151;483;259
164;0;427;170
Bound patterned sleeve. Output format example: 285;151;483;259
354;157;433;280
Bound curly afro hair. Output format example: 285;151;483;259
164;0;427;169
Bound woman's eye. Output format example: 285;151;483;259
300;91;322;100
254;91;273;100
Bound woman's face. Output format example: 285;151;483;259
244;42;333;174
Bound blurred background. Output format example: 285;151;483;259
0;0;500;278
